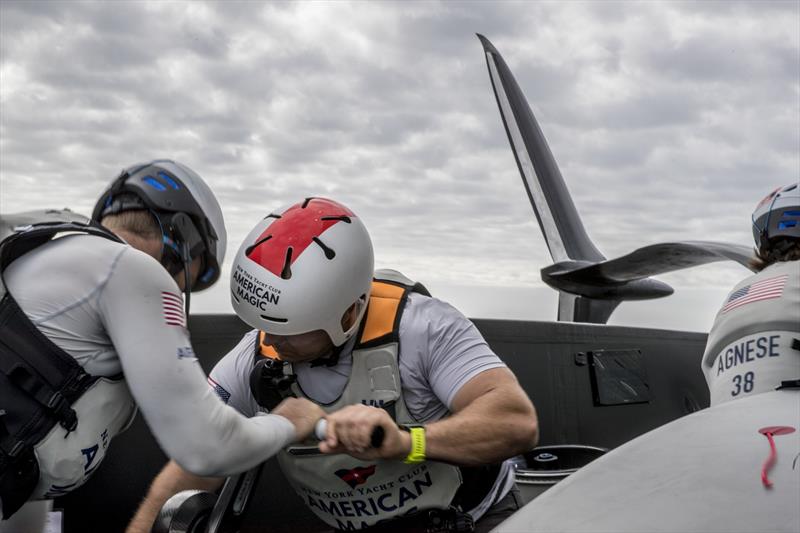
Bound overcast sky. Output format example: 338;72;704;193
1;1;798;331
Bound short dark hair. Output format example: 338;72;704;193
749;239;800;272
100;210;161;241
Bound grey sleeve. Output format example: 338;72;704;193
208;331;262;417
399;294;506;413
99;248;294;476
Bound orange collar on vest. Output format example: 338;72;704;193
257;334;281;359
257;279;408;359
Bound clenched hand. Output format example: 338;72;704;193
318;404;410;460
271;397;326;442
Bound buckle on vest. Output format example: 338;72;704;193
47;392;78;433
425;508;474;533
777;379;800;390
0;410;25;458
8;441;25;458
360;508;474;533
0;437;26;459
250;358;297;411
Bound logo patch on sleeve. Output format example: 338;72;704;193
177;346;197;360
722;275;788;314
208;376;231;403
162;291;186;327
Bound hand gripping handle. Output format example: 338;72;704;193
314;419;385;448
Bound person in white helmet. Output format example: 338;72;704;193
129;197;538;533
702;182;800;406
0;162;323;531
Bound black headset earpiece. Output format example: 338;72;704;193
161;212;207;315
168;213;205;265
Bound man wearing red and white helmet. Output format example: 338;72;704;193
702;182;800;406
230;197;374;360
131;197;538;533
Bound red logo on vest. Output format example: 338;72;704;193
335;465;377;489
247;198;355;277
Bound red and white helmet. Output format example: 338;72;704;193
231;198;374;346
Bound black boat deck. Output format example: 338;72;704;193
56;315;708;532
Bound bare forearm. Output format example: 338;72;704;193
126;460;224;533
424;388;538;465
319;368;538;465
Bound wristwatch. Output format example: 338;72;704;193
398;424;426;464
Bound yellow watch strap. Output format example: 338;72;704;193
403;426;426;464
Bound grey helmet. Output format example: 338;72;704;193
92;160;227;294
751;182;800;252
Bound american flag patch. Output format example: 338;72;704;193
208;376;231;403
721;275;788;314
162;291;186;327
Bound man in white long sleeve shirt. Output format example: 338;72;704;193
702;182;800;404
0;160;323;531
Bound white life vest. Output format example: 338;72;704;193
0;210;136;514
32;378;136;499
260;273;464;530
702;261;800;406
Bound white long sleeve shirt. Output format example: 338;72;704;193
5;233;295;499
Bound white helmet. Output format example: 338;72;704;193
752;182;800;252
231;197;374;346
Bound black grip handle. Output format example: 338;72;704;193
314;420;385;448
370;426;385;448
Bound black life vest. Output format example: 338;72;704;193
0;210;121;519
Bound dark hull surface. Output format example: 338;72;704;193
56;314;708;532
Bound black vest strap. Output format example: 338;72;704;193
0;294;94;518
1;220;120;272
0;294;92;442
0;218;120;519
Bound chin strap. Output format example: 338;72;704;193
309;342;347;368
182;241;192;316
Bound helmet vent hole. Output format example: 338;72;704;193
320;215;351;224
259;315;289;323
281;247;293;279
302;197;314;208
313;237;336;259
245;235;272;256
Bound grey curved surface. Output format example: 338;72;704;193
549;240;756;284
557;293;622;323
0;209;90;235
153;490;216;533
478;33;604;264
494;390;800;533
478;34;754;324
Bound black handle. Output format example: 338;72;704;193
370;426;385;448
315;420;385;448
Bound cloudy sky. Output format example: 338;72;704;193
1;1;798;331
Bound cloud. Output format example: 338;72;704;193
1;0;797;330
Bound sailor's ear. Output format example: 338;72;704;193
340;299;363;331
